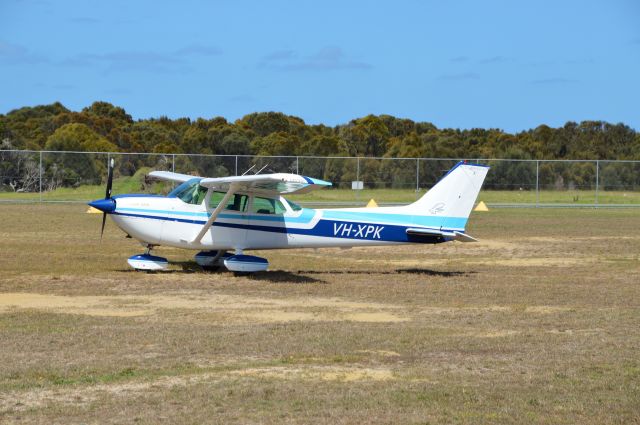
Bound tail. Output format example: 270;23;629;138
405;161;489;232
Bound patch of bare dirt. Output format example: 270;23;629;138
229;365;394;382
0;365;394;414
469;330;520;338
0;292;409;323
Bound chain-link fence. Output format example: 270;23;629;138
1;150;639;207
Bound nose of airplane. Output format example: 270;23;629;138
88;198;116;213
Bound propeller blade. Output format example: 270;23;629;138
100;212;107;240
105;158;114;199
100;158;114;240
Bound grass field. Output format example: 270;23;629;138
0;205;639;423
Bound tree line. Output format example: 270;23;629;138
1;101;639;192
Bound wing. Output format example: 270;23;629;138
148;170;201;183
199;173;331;194
190;174;331;243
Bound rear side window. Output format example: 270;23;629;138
252;197;286;214
287;199;303;211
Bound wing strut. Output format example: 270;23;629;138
191;186;237;244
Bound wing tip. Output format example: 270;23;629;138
303;176;332;187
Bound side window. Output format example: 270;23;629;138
226;194;248;212
210;192;248;212
252;197;286;214
209;191;226;208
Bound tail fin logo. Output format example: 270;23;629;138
429;202;446;215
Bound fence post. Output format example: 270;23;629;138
235;156;238;176
171;154;175;172
356;157;360;203
595;160;599;208
535;160;539;208
415;158;420;199
296;156;299;175
39;151;42;203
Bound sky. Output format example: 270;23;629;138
1;0;639;132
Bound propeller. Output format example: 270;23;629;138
101;158;115;239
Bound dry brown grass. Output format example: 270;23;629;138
0;204;639;424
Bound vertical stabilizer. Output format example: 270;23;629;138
406;162;489;230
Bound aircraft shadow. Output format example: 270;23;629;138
117;263;466;280
117;263;326;283
248;270;327;284
296;268;470;277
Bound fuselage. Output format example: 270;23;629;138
109;192;463;252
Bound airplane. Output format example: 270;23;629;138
88;160;489;272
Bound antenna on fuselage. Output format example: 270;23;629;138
255;163;269;174
241;164;256;176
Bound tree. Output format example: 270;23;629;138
45;123;118;152
218;131;251;155
338;115;390;156
238;112;290;137
82;101;133;123
44;123;119;186
251;132;299;156
300;135;348;157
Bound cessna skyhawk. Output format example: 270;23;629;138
89;161;489;272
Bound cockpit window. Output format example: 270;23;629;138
252;196;286;214
169;179;207;205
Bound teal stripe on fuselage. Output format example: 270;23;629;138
118;207;204;217
116;206;316;224
116;206;466;230
322;210;466;230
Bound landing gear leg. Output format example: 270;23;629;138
194;250;230;271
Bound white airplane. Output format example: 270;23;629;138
89;161;489;272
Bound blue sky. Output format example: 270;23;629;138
1;0;639;131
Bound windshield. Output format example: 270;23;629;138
168;178;207;205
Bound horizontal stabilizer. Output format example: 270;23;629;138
406;227;478;243
453;231;477;243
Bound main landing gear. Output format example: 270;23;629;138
194;250;232;271
127;245;168;271
196;250;269;272
126;247;269;273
